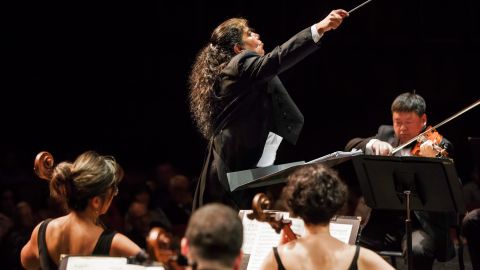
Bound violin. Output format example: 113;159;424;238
247;193;297;242
146;227;186;270
410;126;448;157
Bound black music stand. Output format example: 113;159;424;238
351;155;466;270
226;150;362;192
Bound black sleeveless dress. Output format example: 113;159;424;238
37;219;116;270
272;245;361;270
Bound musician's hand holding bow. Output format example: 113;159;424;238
367;139;393;156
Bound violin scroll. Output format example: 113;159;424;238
34;151;55;181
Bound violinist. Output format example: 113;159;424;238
345;92;453;157
180;203;243;270
260;164;393;270
345;92;456;269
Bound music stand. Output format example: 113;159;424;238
351;155;466;270
468;137;480;168
226;150;362;192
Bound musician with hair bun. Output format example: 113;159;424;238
345;92;456;269
20;151;142;270
260;163;393;270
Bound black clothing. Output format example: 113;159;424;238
193;27;321;210
38;219;116;270
345;125;456;266
462;208;480;270
273;246;286;270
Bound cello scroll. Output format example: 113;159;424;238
146;227;186;270
34;151;55;181
248;193;297;242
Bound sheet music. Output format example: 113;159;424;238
240;210;284;270
66;257;127;270
245;222;281;270
64;256;165;270
240;210;361;270
329;223;353;244
240;211;305;270
307;149;363;164
240;210;258;254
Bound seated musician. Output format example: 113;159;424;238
344;92;456;269
180;203;243;270
20;151;143;270
260;164;393;270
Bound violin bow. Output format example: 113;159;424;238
392;99;480;155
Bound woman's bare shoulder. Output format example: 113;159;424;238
358;247;395;270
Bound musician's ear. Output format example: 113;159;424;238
180;237;189;256
421;114;427;126
234;43;243;54
90;196;102;213
233;251;243;270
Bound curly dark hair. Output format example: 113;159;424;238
188;18;248;139
284;164;348;225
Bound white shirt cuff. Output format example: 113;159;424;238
365;139;379;155
310;24;324;43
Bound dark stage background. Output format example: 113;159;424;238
2;0;480;187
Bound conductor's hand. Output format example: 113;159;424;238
371;140;393;156
316;9;349;34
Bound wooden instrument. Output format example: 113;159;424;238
410;126;448;157
146;227;186;270
34;151;55;181
247;193;297;242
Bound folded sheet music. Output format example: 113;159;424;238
227;149;363;192
307;148;363;166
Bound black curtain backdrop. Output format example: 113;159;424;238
2;0;479;185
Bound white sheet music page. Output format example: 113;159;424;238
65;256;165;270
240;210;258;254
66;257;128;270
329;223;353;244
246;221;281;270
240;210;287;270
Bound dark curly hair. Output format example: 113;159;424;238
284;164;348;225
188;18;248;139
